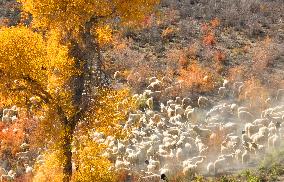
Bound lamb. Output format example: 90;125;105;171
276;89;284;101
167;107;175;118
213;157;226;174
193;126;212;143
198;96;210;108
146;98;154;110
268;133;280;149
25;164;33;174
186;108;198;123
258;126;269;136
175;97;182;105
250;132;267;145
149;157;160;169
218;87;227;97
175;106;184;116
115;157;130;170
239;111;254;122
221;122;238;135
147;79;162;91
244;123;259;137
182;98;192;108
223;79;229;88
183;163;197;176
242;149;250;165
138;174;160;182
253;118;269;126
206;162;214;175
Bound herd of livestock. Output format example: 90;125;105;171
99;76;284;181
0;75;283;181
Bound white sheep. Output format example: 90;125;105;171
253;118;269;126
239;111;254;122
182;98;192;108
250;132;268;146
183;164;197;176
245;123;259;137
198;96;210;108
115;157;130;170
242;149;250;165
146;98;154;110
268;133;280;149
25;165;33;174
218;87;227;97
214;157;226;174
175;106;184;116
147;80;162;91
276;89;284;101
138;174;160;182
193;126;212;142
207;162;214;175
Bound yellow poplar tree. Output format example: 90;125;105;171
0;0;160;181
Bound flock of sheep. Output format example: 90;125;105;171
95;75;284;181
0;75;283;181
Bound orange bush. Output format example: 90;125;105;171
179;61;217;93
238;78;270;114
252;36;274;73
203;32;216;46
210;18;220;28
228;65;248;82
201;23;209;33
201;18;220;46
162;26;178;39
214;50;226;62
0;120;26;155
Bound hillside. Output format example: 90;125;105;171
0;0;283;181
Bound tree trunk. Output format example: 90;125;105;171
60;16;109;182
62;124;75;182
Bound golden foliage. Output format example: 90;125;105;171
86;88;137;139
18;0;160;38
72;136;116;182
92;25;113;46
34;136;115;182
0;26;76;118
32;88;136;181
1;0;159;181
33;150;64;182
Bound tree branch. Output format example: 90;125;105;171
21;75;70;125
